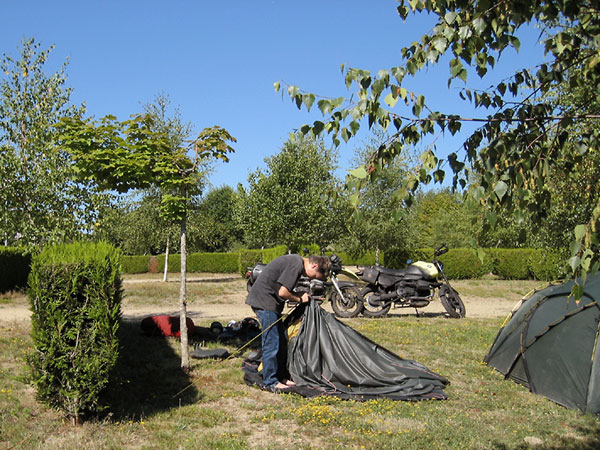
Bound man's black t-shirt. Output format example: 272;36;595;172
245;254;304;314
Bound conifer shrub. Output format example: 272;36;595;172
27;242;122;423
0;246;32;293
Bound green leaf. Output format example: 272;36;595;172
318;99;332;116
273;81;280;92
384;92;398;107
444;11;458;24
432;36;448;53
349;166;368;179
494;180;508;201
569;255;581;273
575;224;586;241
472;17;486;33
303;93;315;111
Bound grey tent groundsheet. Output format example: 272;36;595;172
484;272;600;414
243;301;448;401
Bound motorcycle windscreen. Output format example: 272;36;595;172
287;301;448;401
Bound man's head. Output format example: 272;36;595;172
304;255;331;280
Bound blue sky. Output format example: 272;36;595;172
2;1;548;191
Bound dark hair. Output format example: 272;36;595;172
309;255;331;277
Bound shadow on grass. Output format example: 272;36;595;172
491;418;600;449
185;277;239;284
102;318;200;421
364;311;449;319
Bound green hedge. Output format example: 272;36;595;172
484;248;568;280
334;251;377;267
157;252;239;273
0;246;31;293
262;245;288;263
118;246;569;281
434;248;489;279
528;248;569;281
238;249;264;276
27;242;122;422
121;255;151;274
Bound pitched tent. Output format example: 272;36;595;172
243;301;448;401
484;272;600;414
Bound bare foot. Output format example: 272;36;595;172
273;382;289;389
285;380;296;386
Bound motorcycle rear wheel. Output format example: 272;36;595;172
330;285;363;318
439;287;466;318
360;286;391;318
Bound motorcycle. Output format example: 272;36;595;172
358;244;466;318
244;254;363;318
323;254;363;318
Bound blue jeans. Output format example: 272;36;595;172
253;308;288;387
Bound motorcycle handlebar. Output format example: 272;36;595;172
434;243;449;256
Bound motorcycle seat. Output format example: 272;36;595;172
377;266;406;277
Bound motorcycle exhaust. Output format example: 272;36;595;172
368;292;397;306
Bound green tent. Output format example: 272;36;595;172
484;272;600;415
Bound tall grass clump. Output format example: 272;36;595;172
27;241;123;424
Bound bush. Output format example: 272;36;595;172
121;255;151;274
27;242;122;423
0;246;31;293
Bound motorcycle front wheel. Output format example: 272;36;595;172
330;285;363;318
439;286;466;318
360;286;391;318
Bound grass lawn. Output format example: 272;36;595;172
1;277;599;449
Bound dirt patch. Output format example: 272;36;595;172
0;278;524;324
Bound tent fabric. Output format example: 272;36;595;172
140;315;197;338
243;301;448;401
484;273;600;414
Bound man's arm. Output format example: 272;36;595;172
278;285;310;303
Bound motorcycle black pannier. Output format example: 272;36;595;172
251;263;266;283
362;266;379;284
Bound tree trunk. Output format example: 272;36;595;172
375;247;380;265
179;216;190;370
163;236;169;282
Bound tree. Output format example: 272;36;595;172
93;189;179;255
0;38;100;246
408;189;481;249
237;137;347;251
278;1;600;289
343;132;412;262
188;186;242;252
57;114;235;370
